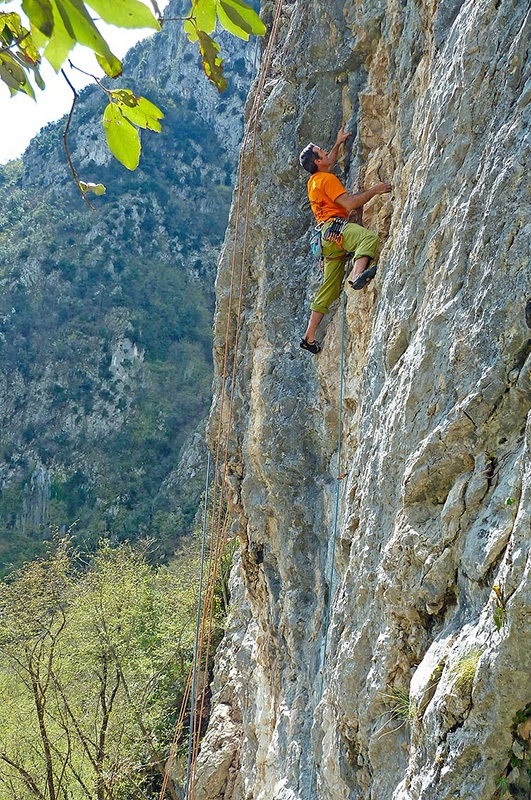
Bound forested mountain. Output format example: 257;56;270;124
0;0;255;572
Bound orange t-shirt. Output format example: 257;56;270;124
307;172;348;224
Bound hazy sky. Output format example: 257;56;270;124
0;1;170;164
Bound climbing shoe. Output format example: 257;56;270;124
349;264;377;290
300;338;321;354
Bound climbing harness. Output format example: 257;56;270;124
310;217;347;257
310;217;356;268
306;289;347;800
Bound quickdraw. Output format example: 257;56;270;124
322;216;348;245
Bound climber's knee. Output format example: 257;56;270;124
355;231;379;262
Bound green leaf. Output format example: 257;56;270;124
29;21;49;48
54;0;122;77
197;30;227;92
493;606;505;631
21;0;54;37
32;61;46;89
0;11;24;42
15;50;46;91
6;52;37;97
0;53;28;91
230;0;266;33
120;105;162;130
217;0;252;38
18;38;41;64
52;0;75;38
103;102;141;170
111;89;164;130
85;0;160;30
79;181;106;195
135;95;164;120
42;1;76;70
216;0;265;37
18;76;36;100
191;0;216;34
183;18;198;42
110;87;136;105
95;50;123;77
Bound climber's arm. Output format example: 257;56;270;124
336;182;392;212
327;126;352;168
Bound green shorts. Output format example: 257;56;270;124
310;222;379;315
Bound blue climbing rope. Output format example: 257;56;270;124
184;452;211;800
306;289;347;800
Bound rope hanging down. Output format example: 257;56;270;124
186;4;287;795
157;452;211;800
306;290;348;800
158;2;286;798
184;452;210;800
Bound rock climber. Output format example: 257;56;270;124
298;126;391;354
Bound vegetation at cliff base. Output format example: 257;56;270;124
0;535;214;800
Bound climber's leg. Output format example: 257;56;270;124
302;310;324;345
341;224;379;287
300;249;346;351
350;255;370;279
310;253;346;315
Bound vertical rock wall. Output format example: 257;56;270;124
199;1;531;798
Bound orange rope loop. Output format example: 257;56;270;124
159;3;286;798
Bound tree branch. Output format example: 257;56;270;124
67;59;108;91
48;668;115;800
0;753;47;800
60;69;95;211
117;663;181;800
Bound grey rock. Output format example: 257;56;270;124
198;0;531;798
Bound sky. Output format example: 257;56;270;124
0;0;170;164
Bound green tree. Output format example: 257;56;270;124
0;536;203;799
0;540;71;800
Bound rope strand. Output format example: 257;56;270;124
306;290;347;800
184;453;211;800
159;3;286;798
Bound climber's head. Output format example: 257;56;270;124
299;142;321;173
300;143;334;173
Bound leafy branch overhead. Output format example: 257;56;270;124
13;0;161;86
184;0;266;91
103;88;164;170
0;0;265;179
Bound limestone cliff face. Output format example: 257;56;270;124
200;1;531;799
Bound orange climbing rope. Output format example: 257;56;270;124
158;2;286;798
